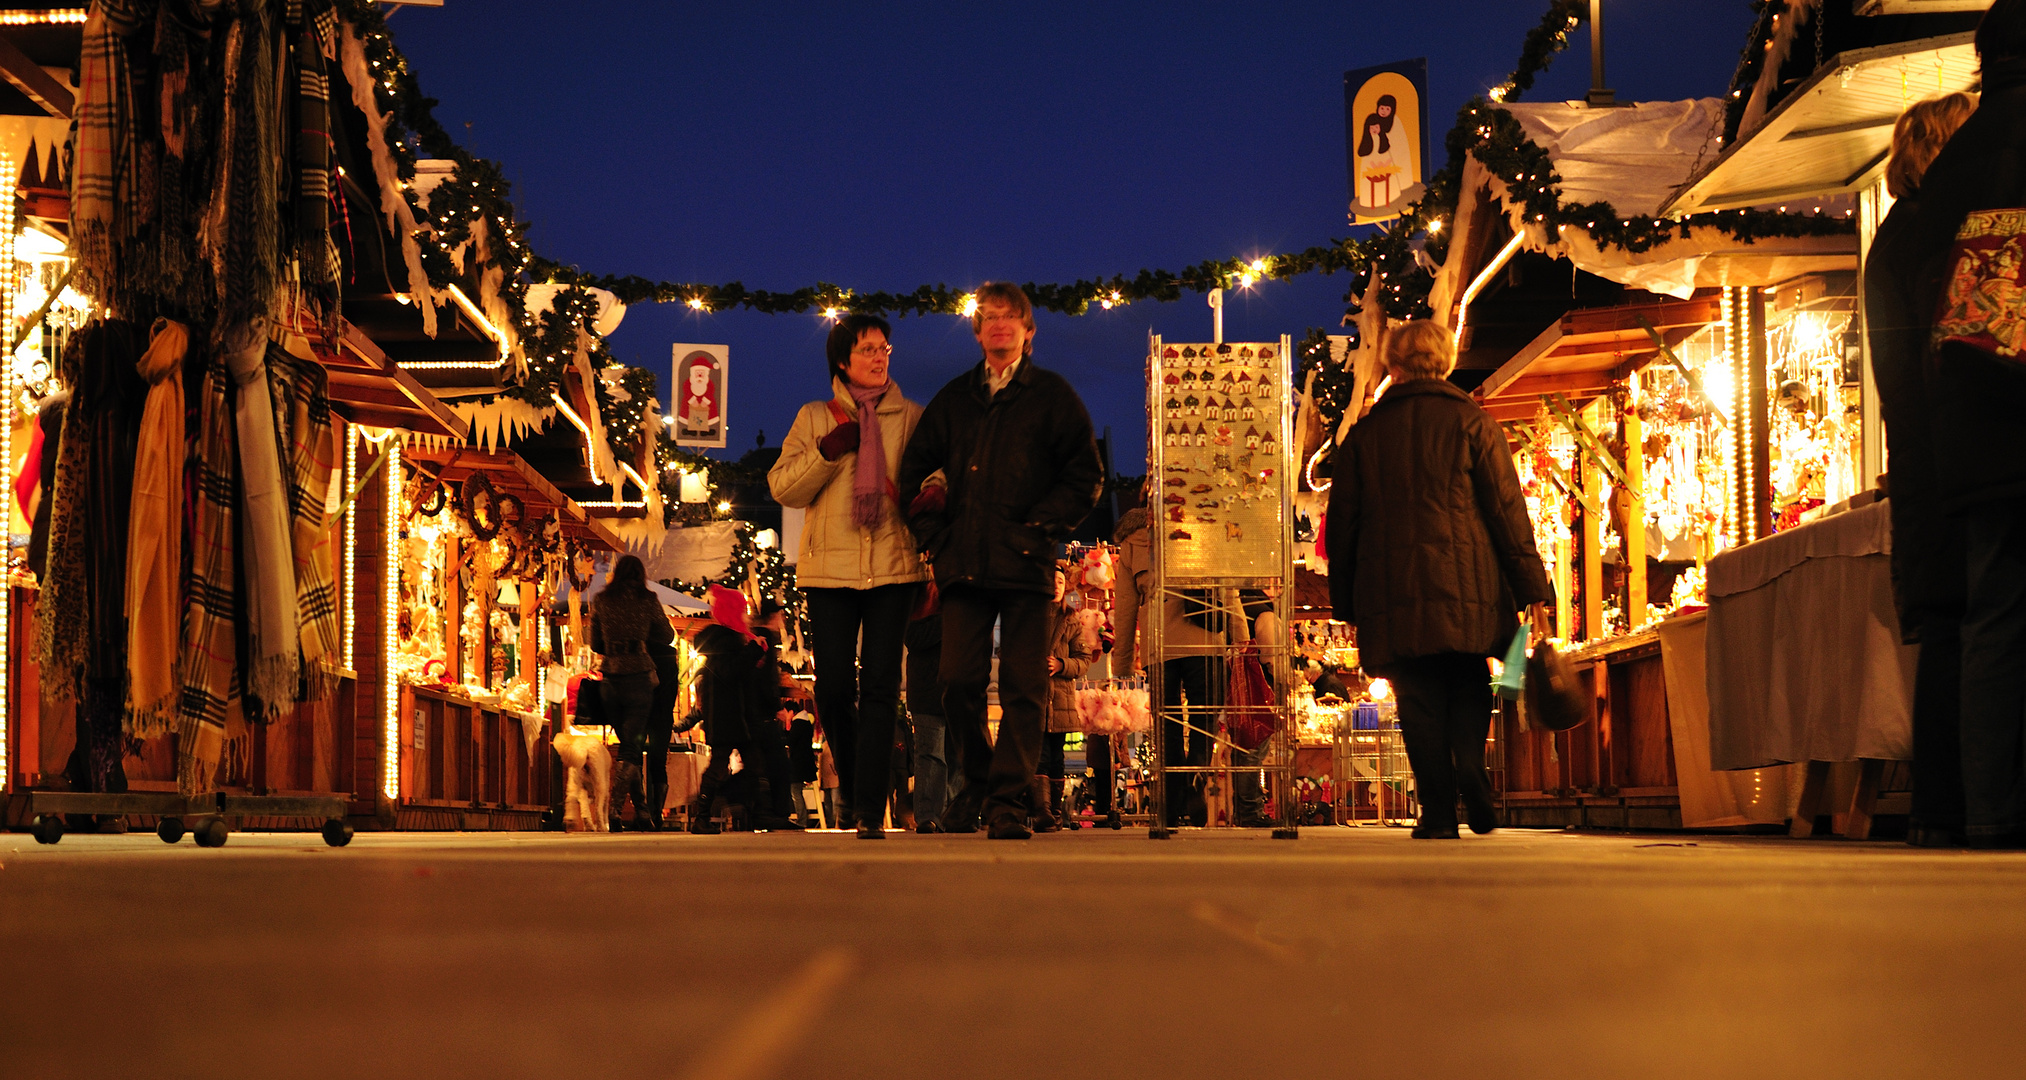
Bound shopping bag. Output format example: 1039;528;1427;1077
1522;639;1592;732
1932;208;2026;364
1222;646;1277;751
1492;627;1528;700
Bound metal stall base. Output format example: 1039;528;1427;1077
8;789;355;848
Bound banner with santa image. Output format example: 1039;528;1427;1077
671;344;729;448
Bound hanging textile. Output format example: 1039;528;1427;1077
286;0;341;328
224;318;300;714
204;0;283;329
34;322;148;707
126;318;189;736
269;333;341;695
71;0;149;306
178;327;241;794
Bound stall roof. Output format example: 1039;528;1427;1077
1472;295;1722;423
1855;1;1990;13
313;321;470;440
1663;33;1979;215
403;445;626;551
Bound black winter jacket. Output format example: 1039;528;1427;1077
898;358;1103;594
688;624;762;748
1866;197;1967;638
1325;378;1552;669
1907;60;2026;510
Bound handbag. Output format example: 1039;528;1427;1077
1521;639;1591;733
1222;646;1277;751
1932;208;2026;363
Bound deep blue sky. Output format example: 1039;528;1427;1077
384;1;1750;465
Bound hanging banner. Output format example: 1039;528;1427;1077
671;343;729;448
1345;58;1429;224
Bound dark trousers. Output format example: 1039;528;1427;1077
1961;501;2026;837
942;584;1051;821
1912;615;1966;834
1163;657;1215;825
806;584;916;827
1384;652;1495;829
1087;735;1114;814
1040;731;1068;779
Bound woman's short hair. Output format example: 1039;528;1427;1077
969;282;1035;355
1383;319;1455;381
825;313;892;384
1886;93;1977;200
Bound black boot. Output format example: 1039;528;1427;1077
687;794;721;834
1029;776;1059;832
1051;778;1077;830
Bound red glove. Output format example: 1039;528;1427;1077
909;484;947;518
817;421;860;461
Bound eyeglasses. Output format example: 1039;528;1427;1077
851;343;892;357
978;312;1026;325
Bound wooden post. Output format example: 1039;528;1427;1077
1581;401;1605;643
443;537;462;685
1555;534;1573;644
1623;392;1648;627
1748;288;1773;541
519;582;538;694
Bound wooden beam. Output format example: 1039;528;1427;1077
0;33;72;117
1580;400;1604;644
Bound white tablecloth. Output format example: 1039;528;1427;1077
1704;497;1915;770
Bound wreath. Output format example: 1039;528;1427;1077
413;476;447;517
461;473;502;540
496;491;527;531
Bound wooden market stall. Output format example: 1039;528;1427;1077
388;446;625;830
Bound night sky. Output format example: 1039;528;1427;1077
383;1;1749;467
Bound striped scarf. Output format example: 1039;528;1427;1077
71;0;151;306
177;326;241;794
288;0;341;327
269;334;341;695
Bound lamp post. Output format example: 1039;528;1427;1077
1587;0;1617;108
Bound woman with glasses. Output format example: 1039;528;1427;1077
769;314;931;837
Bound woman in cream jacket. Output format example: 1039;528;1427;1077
768;313;929;837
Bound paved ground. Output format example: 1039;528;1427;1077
4;825;2024;1079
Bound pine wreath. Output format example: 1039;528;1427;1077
461;473;502;540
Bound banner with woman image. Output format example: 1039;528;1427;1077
1344;59;1429;224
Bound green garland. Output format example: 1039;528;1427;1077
1489;0;1587;103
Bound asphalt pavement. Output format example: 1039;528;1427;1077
4;825;2023;1079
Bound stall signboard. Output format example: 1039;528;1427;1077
1151;340;1292;578
1344;58;1429;224
671;343;729;448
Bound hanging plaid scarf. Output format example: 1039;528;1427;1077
205;0;282;329
268;334;341;696
72;0;153;307
177;329;240;794
287;0;341;328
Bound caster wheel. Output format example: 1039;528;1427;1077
32;814;63;845
194;819;229;848
158;818;186;844
321;820;354;848
1271;827;1300;840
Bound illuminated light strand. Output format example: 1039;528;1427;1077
0;150;14;792
548;390;604;484
0;10;86;24
383;438;403;801
343;425;357;669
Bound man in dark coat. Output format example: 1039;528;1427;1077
1903;0;2026;847
1326;320;1551;838
1865;92;1977;846
898;282;1103;838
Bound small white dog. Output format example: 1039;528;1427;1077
551;730;613;832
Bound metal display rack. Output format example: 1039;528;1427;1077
1146;334;1299;840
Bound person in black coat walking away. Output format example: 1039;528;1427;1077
1905;1;2026;847
680;585;769;833
591;555;675;831
1865;92;1978;847
1325;320;1552;839
898;282;1104;839
905;605;962;831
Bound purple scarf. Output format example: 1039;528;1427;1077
850;381;889;529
